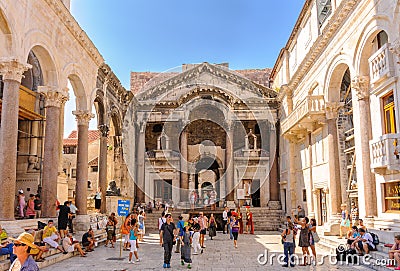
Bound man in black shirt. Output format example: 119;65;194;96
82;228;94;252
58;201;71;238
34;194;42;218
159;213;176;268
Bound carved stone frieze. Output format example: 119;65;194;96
73;110;94;126
389;40;400;57
38;86;69;108
351;76;370;100
0;58;32;82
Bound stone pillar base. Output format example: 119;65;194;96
267;201;282;210
323;214;341;236
364;217;375;229
74;214;92;233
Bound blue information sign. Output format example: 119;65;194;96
117;200;130;216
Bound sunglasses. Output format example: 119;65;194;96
13;243;26;247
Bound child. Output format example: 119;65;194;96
105;216;115;248
128;219;140;264
180;223;192;269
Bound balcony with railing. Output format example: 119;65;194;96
281;95;326;135
370;133;400;173
369;43;395;85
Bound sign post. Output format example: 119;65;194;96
117;200;130;259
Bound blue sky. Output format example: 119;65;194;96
64;0;305;136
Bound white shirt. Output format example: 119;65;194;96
362;233;375;249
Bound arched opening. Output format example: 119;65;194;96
194;156;221;207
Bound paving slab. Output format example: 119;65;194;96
41;231;373;270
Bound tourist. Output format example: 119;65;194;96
346;226;360;249
222;207;228;234
294;216;310;265
58;201;71;238
160;213;176;268
158;211;166;232
105;216;115;248
208;214;217;240
180;223;192;269
25;194;36;219
122;213;132;251
245;207;254;234
189;190;196;211
9;232;39;270
128;219;140;264
230;215;240;248
309;218;318;264
210;190;217;211
62;233;86;257
191;217;202;255
358;218;367;232
350;201;359;226
68;201;78;233
227;209;233;240
82;228;95;252
94;187;102;212
387;235;400;270
281;222;295;267
0;224;16;264
339;203;350;239
198;212;208;248
42;220;65;253
237;207;243;234
354;228;375;255
175;215;185;253
297;205;305;219
110;212;118;244
138;210;146;242
17;190;26;219
33;194;42;219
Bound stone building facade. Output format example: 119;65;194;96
0;0;131;220
271;0;400;232
124;63;280;208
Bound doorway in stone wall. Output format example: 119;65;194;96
251;179;261;207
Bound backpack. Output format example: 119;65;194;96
369;232;379;246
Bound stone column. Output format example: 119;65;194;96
58;100;67;174
282;85;293;114
269;121;280;204
0;59;31;220
39;86;69;217
351;76;377;218
136;122;146;203
287;136;297;213
98;124;109;213
325;102;343;215
73;110;93;215
225;122;234;201
180;128;189;202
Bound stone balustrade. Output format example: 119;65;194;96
370;133;400;172
369;43;394;84
281;95;325;134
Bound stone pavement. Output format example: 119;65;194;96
42;231;372;271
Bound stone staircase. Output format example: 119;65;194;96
251;207;285;231
317;229;398;271
0;214;120;271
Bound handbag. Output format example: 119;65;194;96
311;231;320;243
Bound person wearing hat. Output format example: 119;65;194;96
9;232;39;270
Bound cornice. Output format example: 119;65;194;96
288;0;358;91
137;63;278;101
43;0;104;66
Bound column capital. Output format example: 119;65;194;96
38;86;69;108
0;58;31;82
73;110;94;126
351;76;370;100
325;101;344;119
98;124;109;137
281;84;293;99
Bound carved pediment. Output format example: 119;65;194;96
135;62;277;102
